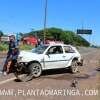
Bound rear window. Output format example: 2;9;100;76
64;46;75;53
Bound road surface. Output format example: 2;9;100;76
0;47;100;100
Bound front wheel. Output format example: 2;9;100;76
13;63;31;82
13;62;42;82
28;62;42;78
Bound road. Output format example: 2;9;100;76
0;47;100;100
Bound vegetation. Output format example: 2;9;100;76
0;30;3;36
0;27;90;51
23;27;90;46
0;43;8;51
0;43;34;51
19;44;35;50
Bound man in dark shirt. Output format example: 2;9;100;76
2;35;16;75
6;47;19;74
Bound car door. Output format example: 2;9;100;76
44;46;65;69
62;46;75;67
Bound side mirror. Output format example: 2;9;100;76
46;52;50;58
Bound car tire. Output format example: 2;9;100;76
70;60;79;74
28;62;42;78
13;62;42;82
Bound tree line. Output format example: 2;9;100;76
0;27;90;46
24;27;90;46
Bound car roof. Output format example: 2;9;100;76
44;43;72;47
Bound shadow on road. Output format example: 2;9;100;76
42;68;71;76
13;67;99;82
40;68;91;81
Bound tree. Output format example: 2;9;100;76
0;30;3;36
24;27;90;46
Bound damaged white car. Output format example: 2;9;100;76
16;44;83;81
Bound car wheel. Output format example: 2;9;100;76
28;62;42;78
70;60;79;73
13;66;31;82
13;62;42;82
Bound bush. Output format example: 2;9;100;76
0;43;8;51
25;27;90;46
19;44;35;50
0;43;35;51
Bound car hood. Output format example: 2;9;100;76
18;51;43;61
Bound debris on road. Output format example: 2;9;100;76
70;79;79;88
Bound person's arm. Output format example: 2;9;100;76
12;50;19;60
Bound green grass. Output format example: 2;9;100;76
19;44;35;50
0;43;35;51
0;43;8;51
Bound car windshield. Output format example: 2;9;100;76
32;45;48;54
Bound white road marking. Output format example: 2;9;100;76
0;77;16;85
0;75;24;85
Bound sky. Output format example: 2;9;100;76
0;0;100;45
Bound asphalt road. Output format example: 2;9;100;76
0;47;100;100
0;57;5;71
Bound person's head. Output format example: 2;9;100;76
9;35;15;41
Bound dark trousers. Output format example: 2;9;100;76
3;51;12;72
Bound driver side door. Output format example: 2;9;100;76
43;46;65;69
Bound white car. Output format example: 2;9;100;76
17;44;83;78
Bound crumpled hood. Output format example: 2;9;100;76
19;50;38;57
18;50;43;62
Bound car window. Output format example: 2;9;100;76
32;45;48;54
47;46;63;54
64;46;75;53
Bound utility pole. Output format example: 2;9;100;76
43;0;48;44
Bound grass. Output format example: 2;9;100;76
0;43;8;51
0;43;35;51
19;44;35;50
